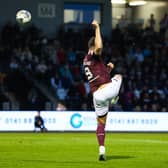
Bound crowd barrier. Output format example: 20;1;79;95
0;111;168;132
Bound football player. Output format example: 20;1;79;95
83;20;122;161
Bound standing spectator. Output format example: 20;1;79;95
148;14;156;31
160;13;168;40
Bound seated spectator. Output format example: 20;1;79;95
56;101;67;111
57;47;66;65
35;59;48;80
36;59;48;74
56;86;68;101
9;57;19;70
67;47;77;65
50;72;63;90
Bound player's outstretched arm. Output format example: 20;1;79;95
92;20;103;55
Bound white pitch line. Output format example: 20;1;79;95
113;139;168;144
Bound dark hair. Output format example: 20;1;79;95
88;36;95;48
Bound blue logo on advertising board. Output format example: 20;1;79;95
70;113;82;128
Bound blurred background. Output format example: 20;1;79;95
0;0;167;112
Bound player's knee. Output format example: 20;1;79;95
114;74;122;81
97;115;107;124
115;74;122;79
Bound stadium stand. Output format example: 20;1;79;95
0;15;167;111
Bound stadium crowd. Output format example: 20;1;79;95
0;14;167;112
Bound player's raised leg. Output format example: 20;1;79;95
94;74;122;104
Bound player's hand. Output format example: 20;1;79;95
92;20;99;28
107;62;114;69
107;62;114;72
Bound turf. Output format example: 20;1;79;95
0;133;168;168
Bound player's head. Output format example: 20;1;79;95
88;36;95;49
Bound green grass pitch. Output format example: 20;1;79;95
0;132;168;168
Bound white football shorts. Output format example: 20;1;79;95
93;75;122;117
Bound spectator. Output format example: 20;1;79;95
56;87;68;101
34;111;47;132
133;47;144;63
57;47;66;65
56;101;67;111
160;13;168;40
50;72;63;91
148;14;156;31
67;47;77;65
9;57;19;70
35;59;48;80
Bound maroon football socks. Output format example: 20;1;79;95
96;123;105;146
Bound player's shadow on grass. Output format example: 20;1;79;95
106;155;134;160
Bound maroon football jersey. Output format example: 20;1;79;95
83;53;111;92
